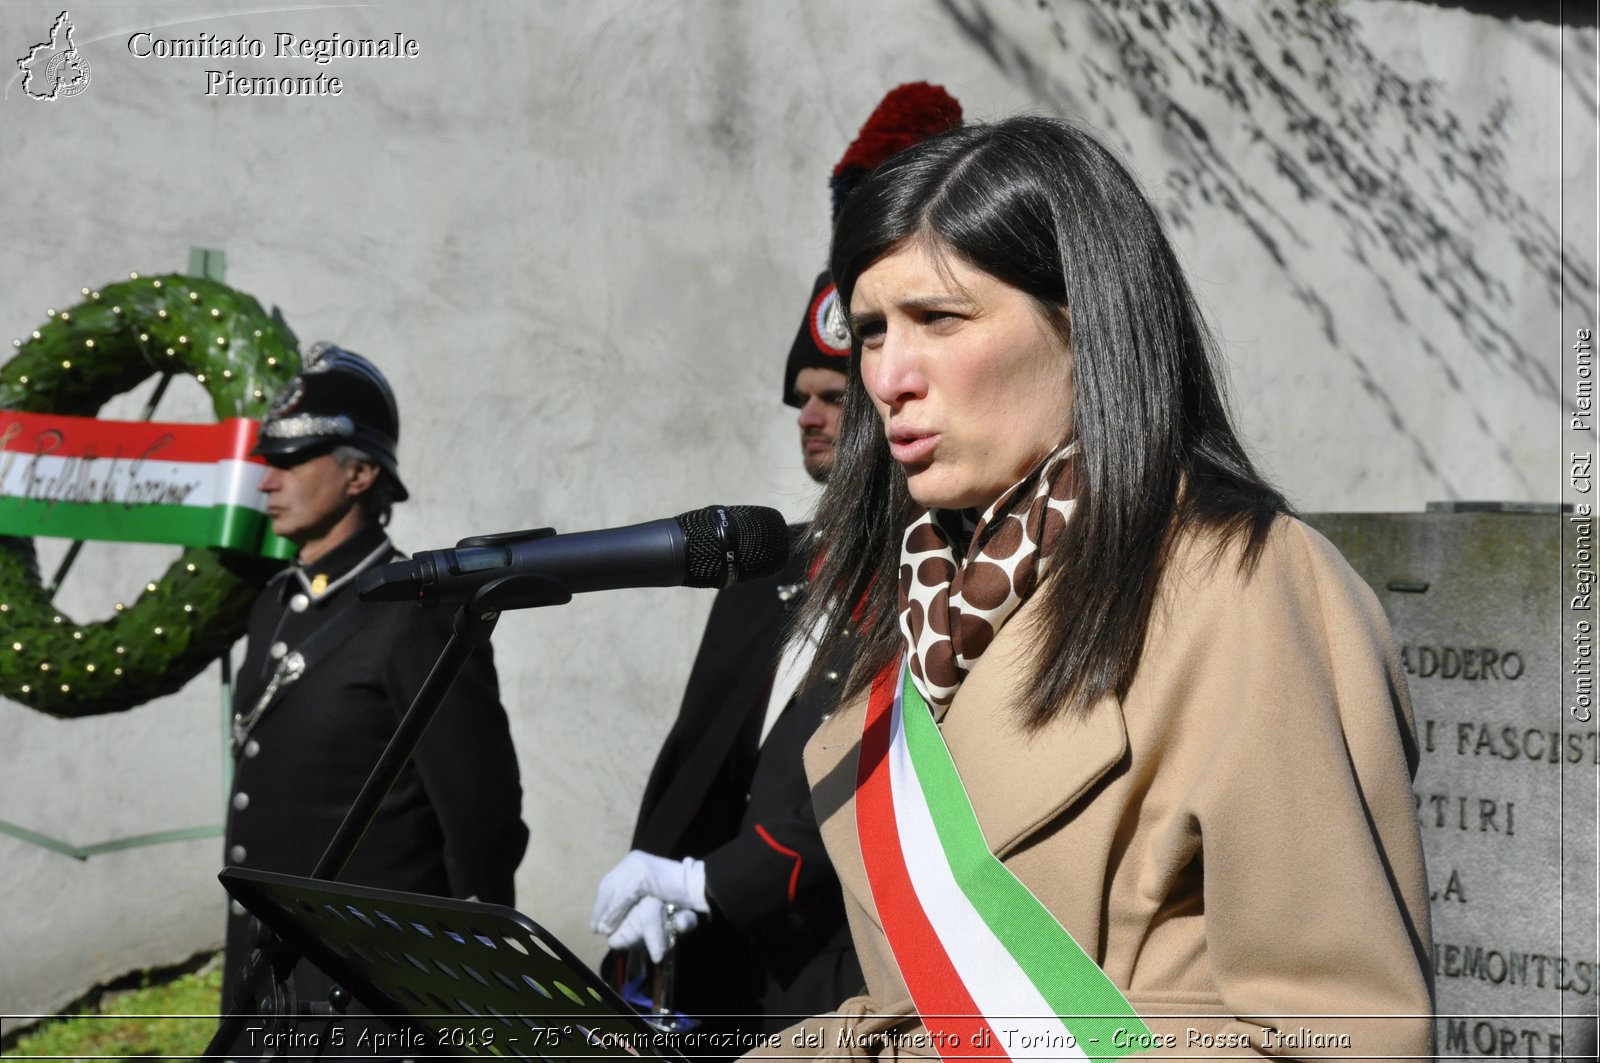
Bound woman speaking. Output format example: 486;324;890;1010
776;116;1433;1059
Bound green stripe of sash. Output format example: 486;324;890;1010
0;497;294;558
899;667;1149;1046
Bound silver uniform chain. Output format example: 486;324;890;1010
232;651;305;756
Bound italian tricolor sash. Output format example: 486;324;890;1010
0;410;292;558
856;657;1151;1061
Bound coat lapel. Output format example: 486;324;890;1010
930;592;1130;859
805;591;1129;938
803;682;876;927
635;556;801;850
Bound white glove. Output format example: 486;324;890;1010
605;896;701;963
591;851;709;934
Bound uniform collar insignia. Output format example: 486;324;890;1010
287;525;393;601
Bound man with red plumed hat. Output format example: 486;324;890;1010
589;83;963;1045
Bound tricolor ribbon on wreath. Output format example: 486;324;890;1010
0;410;292;558
856;656;1152;1062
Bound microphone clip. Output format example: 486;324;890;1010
460;574;572;622
455;527;558;550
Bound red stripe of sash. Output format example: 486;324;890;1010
0;412;263;465
856;660;1005;1057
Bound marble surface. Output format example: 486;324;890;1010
1311;512;1597;1059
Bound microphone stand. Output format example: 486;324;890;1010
206;571;571;1060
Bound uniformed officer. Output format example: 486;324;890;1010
588;84;961;1043
221;343;528;1022
588;246;862;1047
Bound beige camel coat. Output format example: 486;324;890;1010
758;518;1433;1061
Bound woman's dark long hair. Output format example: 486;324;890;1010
800;115;1288;726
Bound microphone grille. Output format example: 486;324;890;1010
677;505;790;587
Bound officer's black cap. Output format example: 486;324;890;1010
251;343;409;502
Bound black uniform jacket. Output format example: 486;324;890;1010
222;524;528;1006
619;531;862;1031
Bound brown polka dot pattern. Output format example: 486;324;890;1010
961;562;1011;611
986;517;1025;560
896;444;1081;707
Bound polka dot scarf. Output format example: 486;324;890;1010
897;443;1081;708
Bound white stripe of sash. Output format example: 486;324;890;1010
886;680;1090;1061
0;453;267;512
214;458;269;512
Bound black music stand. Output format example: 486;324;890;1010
222;868;688;1061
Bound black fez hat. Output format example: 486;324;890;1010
782;82;963;408
782;271;852;408
252;342;409;502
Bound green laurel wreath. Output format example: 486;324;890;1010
0;274;301;718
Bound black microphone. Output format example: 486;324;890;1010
357;505;790;607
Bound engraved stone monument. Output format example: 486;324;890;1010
1309;508;1598;1061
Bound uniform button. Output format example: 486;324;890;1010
232;792;250;811
243;739;260;758
269;641;287;660
289;593;309;613
230;900;247;917
839;627;851;638
825;670;841;684
229;845;248;863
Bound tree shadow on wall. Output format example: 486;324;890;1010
938;0;1595;497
